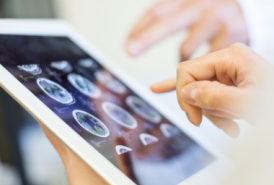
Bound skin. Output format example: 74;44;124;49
151;43;274;137
126;0;248;60
40;124;109;185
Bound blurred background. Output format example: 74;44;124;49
0;0;253;185
0;1;65;185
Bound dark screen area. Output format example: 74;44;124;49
0;35;215;185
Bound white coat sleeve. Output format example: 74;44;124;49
237;0;274;63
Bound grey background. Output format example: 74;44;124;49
0;0;55;18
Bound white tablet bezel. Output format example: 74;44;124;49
0;20;232;185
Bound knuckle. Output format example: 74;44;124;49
229;43;248;53
207;7;218;16
226;43;251;63
205;5;220;18
177;62;187;74
147;8;157;18
148;4;164;18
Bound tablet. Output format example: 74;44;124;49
0;20;232;185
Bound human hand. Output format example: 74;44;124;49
39;124;109;185
151;43;274;137
126;0;248;61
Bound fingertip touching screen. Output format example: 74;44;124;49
0;35;215;185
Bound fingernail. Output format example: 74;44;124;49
180;85;197;103
128;40;142;56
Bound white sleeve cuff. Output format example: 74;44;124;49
237;0;274;62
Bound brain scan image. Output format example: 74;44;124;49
67;73;101;99
160;123;181;138
51;61;73;73
139;133;159;146
17;64;42;75
126;96;161;124
102;102;138;129
79;58;95;68
37;78;75;105
115;145;132;155
73;110;110;137
95;70;127;94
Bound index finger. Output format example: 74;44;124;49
175;48;238;125
150;78;176;93
129;0;187;39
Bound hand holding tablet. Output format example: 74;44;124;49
39;123;109;185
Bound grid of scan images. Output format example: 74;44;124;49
0;35;215;185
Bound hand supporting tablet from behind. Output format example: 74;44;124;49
126;0;248;60
39;124;109;185
151;43;274;137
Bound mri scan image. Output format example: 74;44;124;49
0;35;217;185
95;70;127;94
102;102;138;129
139;133;159;146
73;110;110;137
115;145;132;155
17;64;42;75
126;96;161;124
37;78;75;105
160;123;181;138
51;61;73;73
67;73;101;99
78;58;95;68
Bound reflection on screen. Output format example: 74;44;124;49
0;35;215;185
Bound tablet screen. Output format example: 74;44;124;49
0;35;215;185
